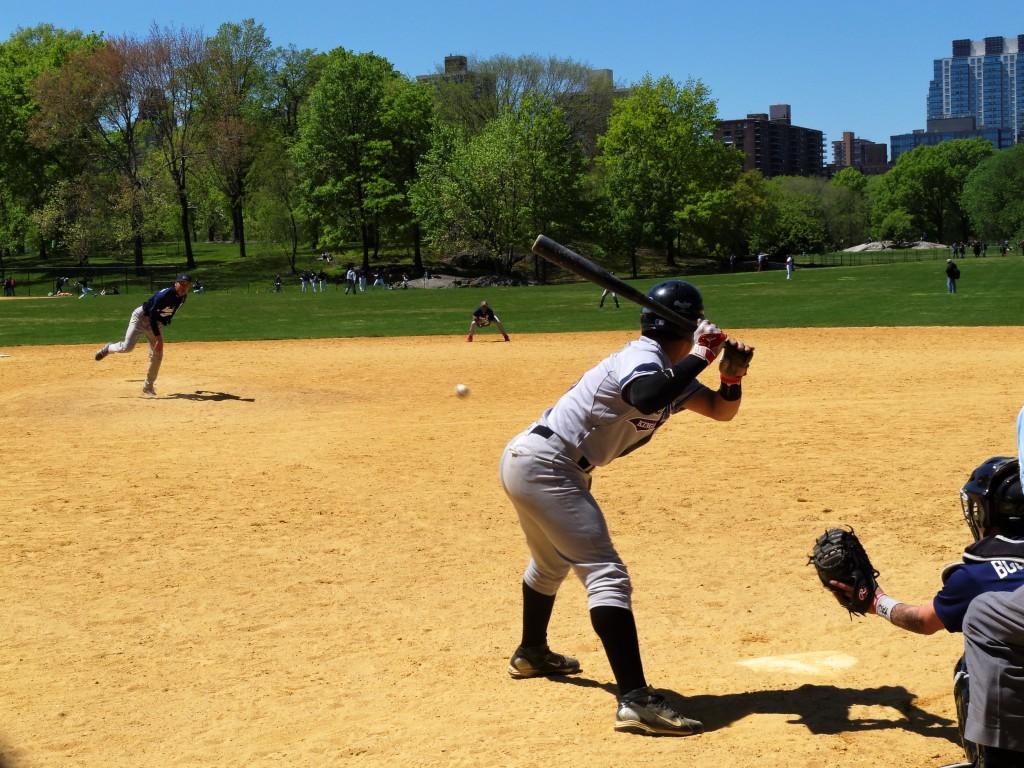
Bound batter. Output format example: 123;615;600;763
499;280;753;736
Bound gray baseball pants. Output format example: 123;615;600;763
107;306;163;385
499;427;632;610
963;585;1024;753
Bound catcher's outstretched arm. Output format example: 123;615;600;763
831;580;946;635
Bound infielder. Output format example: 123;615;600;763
500;280;752;736
94;273;192;397
467;300;509;342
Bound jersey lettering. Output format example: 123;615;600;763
991;560;1023;579
628;417;660;432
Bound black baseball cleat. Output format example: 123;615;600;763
507;645;580;678
95;345;109;361
614;687;704;736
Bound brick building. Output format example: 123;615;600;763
715;105;824;177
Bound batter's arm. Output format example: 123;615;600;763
682;385;742;421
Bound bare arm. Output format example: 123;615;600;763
887;601;946;635
682;386;742;421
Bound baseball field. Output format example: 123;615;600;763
2;322;1022;767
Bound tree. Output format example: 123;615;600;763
870;139;994;243
139;24;207;269
0;24;100;258
377;77;435;271
410;97;585;274
676;170;774;259
431;54;615;158
597;75;737;275
202;18;274;259
962;144;1024;242
31;36;151;271
294;48;413;271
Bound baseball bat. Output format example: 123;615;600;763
531;235;699;334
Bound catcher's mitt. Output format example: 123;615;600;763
719;340;754;382
809;527;879;616
475;317;491;327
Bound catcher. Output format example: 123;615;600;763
467;300;510;342
812;454;1024;767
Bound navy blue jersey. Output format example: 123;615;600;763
473;305;497;321
933;535;1024;632
142;287;187;337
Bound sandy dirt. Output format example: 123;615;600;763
1;327;1022;768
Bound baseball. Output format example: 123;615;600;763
455;383;470;398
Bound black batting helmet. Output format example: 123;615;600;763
960;456;1024;541
640;280;704;338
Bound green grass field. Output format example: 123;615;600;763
2;255;1021;347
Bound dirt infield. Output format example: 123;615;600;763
1;328;1022;768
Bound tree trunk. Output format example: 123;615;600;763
665;234;676;267
179;193;196;270
39;236;48;260
288;210;298;273
232;201;247;258
360;222;370;273
630;247;638;280
134;234;145;275
412;223;422;273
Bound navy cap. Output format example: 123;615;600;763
176;273;193;283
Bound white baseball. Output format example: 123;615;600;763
455;383;470;398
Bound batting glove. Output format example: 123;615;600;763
690;320;727;364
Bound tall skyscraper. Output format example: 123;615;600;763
892;35;1021;160
927;35;1023;142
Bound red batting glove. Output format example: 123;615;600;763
690;320;727;364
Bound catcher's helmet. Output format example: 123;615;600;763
960;456;1024;541
640;280;704;338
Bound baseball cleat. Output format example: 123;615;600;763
142;382;157;397
614;687;703;737
466;335;473;342
507;645;580;678
94;345;109;361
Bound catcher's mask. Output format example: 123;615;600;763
640;280;704;338
960;456;1024;541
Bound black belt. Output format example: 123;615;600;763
530;425;592;471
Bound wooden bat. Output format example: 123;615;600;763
531;235;699;334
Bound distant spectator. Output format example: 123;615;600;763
756;252;766;272
345;266;358;295
946;259;960;294
785;255;794;280
974;241;982;258
300;272;308;293
318;270;327;292
372;270;386;289
358;267;367;293
273;274;283;293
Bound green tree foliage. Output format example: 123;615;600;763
202;18;275;258
675;170;773;259
139;24;208;269
0;24;100;259
431;54;614;158
766;177;829;255
869;139;994;243
31;36;152;269
294;48;432;271
597;75;737;275
409;96;584;275
961;144;1024;242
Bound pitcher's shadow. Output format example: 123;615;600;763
166;390;255;402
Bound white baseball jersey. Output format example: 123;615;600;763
539;336;706;468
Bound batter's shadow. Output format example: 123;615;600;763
553;677;959;743
165;390;255;403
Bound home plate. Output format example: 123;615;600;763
737;651;857;675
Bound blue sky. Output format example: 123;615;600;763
4;0;1022;161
